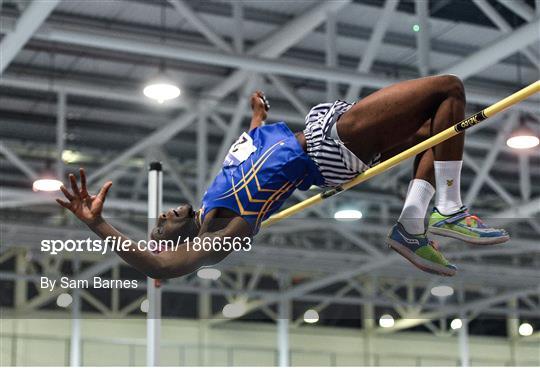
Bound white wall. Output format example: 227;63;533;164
1;313;538;366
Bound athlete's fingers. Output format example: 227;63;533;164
260;93;270;111
97;181;112;202
56;198;71;209
69;173;81;197
79;168;88;194
60;185;74;201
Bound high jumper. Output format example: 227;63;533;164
57;76;539;278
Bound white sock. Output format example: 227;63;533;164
398;179;435;235
434;160;463;215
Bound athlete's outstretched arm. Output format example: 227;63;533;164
56;169;236;279
249;90;269;131
89;218;235;279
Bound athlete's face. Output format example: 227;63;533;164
151;203;199;242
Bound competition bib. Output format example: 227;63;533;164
223;132;257;166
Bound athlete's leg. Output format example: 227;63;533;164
336;74;466;164
379;119;507;246
370;119;457;276
376;122;506;277
357;81;509;246
338;74;466;227
378;121;436;235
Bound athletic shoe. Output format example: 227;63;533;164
428;206;510;245
386;222;457;277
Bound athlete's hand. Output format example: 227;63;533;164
250;90;269;120
56;168;112;225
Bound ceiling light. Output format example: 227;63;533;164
518;322;533;337
56;293;73;308
61;149;82;164
450;318;462;330
506;120;539;150
197;268;221;280
430;285;454;297
140;299;149;313
222;301;247;319
506;133;539;150
143;78;180;104
303;309;319;324
33;178;63;192
334;209;363;221
379;314;394;328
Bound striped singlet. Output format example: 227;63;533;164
303;100;380;187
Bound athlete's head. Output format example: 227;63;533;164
151;203;199;242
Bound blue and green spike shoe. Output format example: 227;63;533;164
386;222;457;277
428;206;510;245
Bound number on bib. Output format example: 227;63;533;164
223;132;257;166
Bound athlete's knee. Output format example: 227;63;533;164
439;74;465;103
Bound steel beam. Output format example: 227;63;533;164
442;18;540;79
227;256;399;319
0;142;38;180
344;0;398;102
28;25;539;109
14;251;26;308
325;10;338;101
247;1;352;58
56;90;66;180
232;1;243;53
80;289;112;316
34;28;399;91
131;154;149;201
378;286;540;334
506;298;519;365
458;314;470;366
363;280;375;365
207;77;256;183
496;0;535;21
266;74;309;116
167;0;233;53
209;114;228;132
293;284;354;326
519;155;531;200
493;196;540;219
86;110;199;184
338;229;384;258
472;0;539;68
197;111;208;199
2;65;539;116
157;150;196;204
415;0;431;76
464;117;517;204
0;0;61;74
463;153;516;205
3;83;538;164
70;257;82;367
